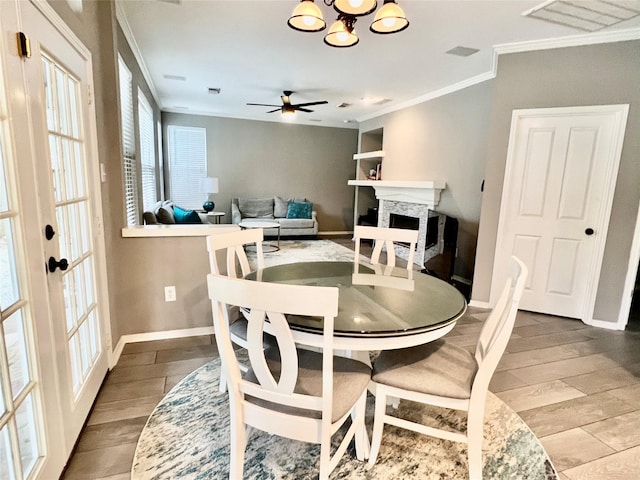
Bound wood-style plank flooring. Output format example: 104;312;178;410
61;240;640;479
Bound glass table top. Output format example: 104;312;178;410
245;261;467;338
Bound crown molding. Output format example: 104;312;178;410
359;27;640;124
115;0;162;108
493;27;640;55
357;70;495;123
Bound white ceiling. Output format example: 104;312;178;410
117;0;640;128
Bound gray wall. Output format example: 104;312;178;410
359;40;639;324
475;40;640;324
162;113;358;232
359;81;495;280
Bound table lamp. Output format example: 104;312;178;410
201;177;219;212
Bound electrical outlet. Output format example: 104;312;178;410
164;286;176;302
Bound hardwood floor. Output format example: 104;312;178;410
60;242;640;479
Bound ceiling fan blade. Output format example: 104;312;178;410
266;108;281;113
291;100;328;108
296;107;313;113
247;103;280;107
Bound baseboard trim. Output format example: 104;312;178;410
469;300;491;309
110;326;215;369
584;318;625;331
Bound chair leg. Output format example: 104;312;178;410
368;388;387;465
318;429;332;480
219;369;228;393
229;405;246;480
353;392;370;461
466;408;485;480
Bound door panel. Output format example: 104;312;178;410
0;1;109;477
492;106;629;321
21;0;108;450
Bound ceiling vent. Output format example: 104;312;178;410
446;46;480;57
522;0;640;32
208;87;221;95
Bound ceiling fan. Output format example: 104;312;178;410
247;90;328;115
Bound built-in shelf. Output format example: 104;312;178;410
353;150;384;160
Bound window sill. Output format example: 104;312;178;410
121;224;239;238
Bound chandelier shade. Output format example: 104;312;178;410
333;0;377;16
287;0;327;32
324;15;359;47
288;0;408;47
370;0;409;34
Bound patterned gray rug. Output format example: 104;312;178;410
132;356;558;479
247;239;369;269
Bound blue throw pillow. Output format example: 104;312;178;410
173;205;202;224
286;201;312;219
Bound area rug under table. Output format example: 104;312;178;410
132;356;558;479
246;239;370;269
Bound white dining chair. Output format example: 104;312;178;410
354;225;419;269
206;229;266;392
207;275;371;480
368;256;527;479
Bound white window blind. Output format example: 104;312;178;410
138;89;157;211
167;126;206;210
118;57;138;226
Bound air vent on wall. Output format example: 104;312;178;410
163;74;186;81
156;0;182;5
208;87;221;95
522;0;640;32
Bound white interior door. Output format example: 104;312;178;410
0;1;110;477
491;105;628;322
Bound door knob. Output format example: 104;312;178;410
48;256;69;273
585;228;595;236
45;224;55;240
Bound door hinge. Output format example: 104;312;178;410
87;84;93;105
16;32;31;59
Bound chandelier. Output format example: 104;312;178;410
287;0;409;48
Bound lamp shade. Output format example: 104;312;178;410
200;177;219;194
324;17;359;47
370;0;409;34
288;0;326;32
333;0;377;16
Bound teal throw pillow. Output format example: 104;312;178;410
286;201;312;219
173;205;202;224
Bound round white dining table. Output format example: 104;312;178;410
244;261;467;351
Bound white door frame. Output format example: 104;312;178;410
617;201;640;330
491;104;629;327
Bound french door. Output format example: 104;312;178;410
0;1;110;478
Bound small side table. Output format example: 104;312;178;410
238;220;281;252
206;212;225;224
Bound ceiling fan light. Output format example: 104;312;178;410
288;0;326;32
333;0;377;16
324;17;359;47
370;0;409;34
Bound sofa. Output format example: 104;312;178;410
143;200;208;225
231;196;318;236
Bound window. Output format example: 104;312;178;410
118;57;138;226
138;89;157;211
166;126;206;209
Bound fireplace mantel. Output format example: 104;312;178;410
348;180;446;207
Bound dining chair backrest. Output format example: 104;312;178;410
208;275;370;479
472;256;527;396
207;274;339;436
206;229;264;278
354;225;419;269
